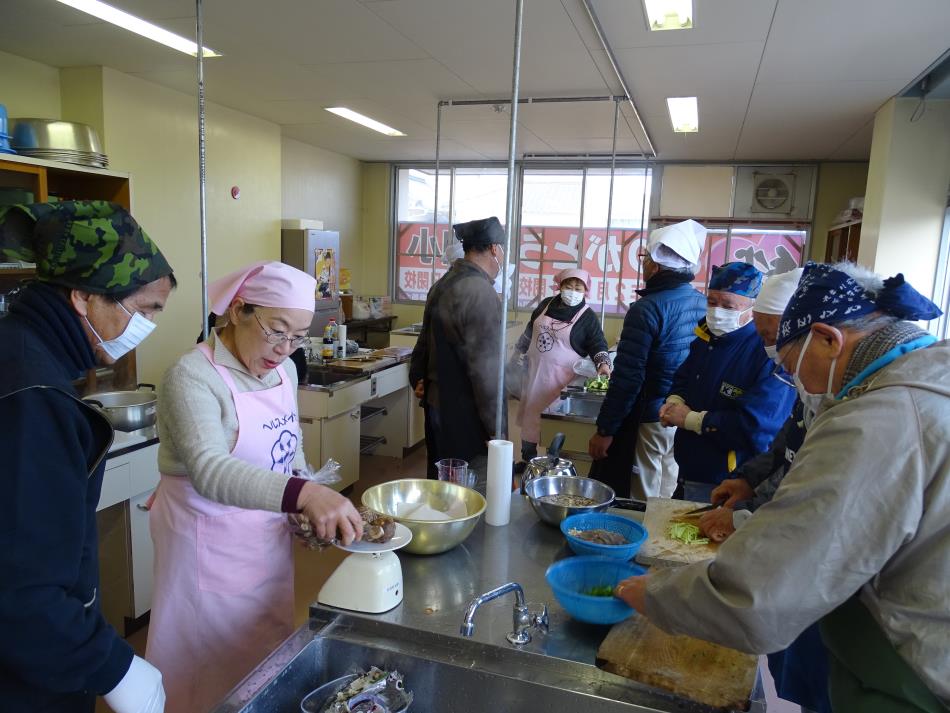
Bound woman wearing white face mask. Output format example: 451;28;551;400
0;201;175;713
514;269;610;468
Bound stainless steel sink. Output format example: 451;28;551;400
558;395;604;420
213;612;752;713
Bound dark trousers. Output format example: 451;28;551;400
588;410;639;499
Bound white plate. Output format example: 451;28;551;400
333;522;413;554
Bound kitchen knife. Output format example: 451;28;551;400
681;500;725;516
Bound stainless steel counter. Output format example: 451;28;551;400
214;495;765;712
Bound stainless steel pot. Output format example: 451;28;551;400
84;384;157;432
520;433;577;494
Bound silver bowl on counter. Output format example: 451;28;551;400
362;479;486;555
84;384;157;432
523;475;614;526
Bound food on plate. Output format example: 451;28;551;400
585;375;610;392
584;584;616;597
289;507;395;549
359;506;396;544
568;527;629;545
668;521;710;545
538;493;596;507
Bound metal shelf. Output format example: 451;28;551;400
360;405;388;424
359;435;387;455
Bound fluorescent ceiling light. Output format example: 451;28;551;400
666;97;699;133
643;0;693;31
53;0;220;57
325;107;406;137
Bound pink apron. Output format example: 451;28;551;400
517;302;590;443
146;343;297;713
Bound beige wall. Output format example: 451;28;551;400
98;67;282;385
810;162;869;260
281;137;363;290
860;98;950;298
0;49;61;120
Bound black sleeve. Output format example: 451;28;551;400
569;309;609;360
0;388;133;695
737;413;793;489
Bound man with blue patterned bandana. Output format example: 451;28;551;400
659;261;795;503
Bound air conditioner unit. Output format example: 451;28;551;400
734;166;816;221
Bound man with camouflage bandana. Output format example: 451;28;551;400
0;201;174;713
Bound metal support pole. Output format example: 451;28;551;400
196;0;209;341
432;102;442;288
495;0;524;439
600;98;620;329
636;162;650;292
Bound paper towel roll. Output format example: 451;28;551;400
336;324;347;358
486;439;513;526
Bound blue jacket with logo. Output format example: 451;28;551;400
669;320;796;485
596;272;706;435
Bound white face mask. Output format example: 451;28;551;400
706;305;750;336
493;257;515;294
560;288;585;307
85;300;157;361
793;331;837;428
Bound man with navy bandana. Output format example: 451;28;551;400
615;262;948;713
659;261;796;503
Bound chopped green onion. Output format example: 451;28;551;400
668;521;710;545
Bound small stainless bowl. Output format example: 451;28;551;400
362;479;486;555
524;475;615;526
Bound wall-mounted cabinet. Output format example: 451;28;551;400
825;220;861;263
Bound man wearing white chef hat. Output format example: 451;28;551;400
588;220;707;499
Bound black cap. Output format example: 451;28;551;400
453;216;504;250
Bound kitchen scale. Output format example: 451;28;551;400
318;523;413;614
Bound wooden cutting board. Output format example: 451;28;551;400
636;497;719;567
597;615;758;710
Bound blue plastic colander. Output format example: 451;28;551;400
545;556;646;625
560;512;648;560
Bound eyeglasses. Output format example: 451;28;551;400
636;248;649;261
254;312;309;348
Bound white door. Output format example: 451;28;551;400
321;407;361;490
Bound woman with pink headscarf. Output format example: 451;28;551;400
514;268;611;470
146;261;362;712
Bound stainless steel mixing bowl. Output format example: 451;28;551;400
10;118;104;153
361;479;486;555
523;475;615;526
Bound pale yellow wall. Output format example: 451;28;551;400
860;97;950;298
810;162;869;260
281;137;363;290
658;165;735;218
0;49;61;119
59;67;105;146
99;67;282;385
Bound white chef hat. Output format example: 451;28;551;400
646;219;707;271
754;267;805;315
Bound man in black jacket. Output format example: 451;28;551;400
0;201;175;713
588;220;707;499
409;216;506;477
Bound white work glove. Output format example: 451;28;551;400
104;655;165;713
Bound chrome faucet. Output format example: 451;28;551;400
459;582;548;645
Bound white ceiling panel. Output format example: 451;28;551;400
756;0;950;83
0;0;946;162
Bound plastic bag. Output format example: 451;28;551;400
504;352;528;399
287;459;343;549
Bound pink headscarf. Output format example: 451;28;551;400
552;268;591;295
209;261;317;315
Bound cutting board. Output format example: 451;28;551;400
597;615;758;710
636;497;719;567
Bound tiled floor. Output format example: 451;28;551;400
110;442;801;712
